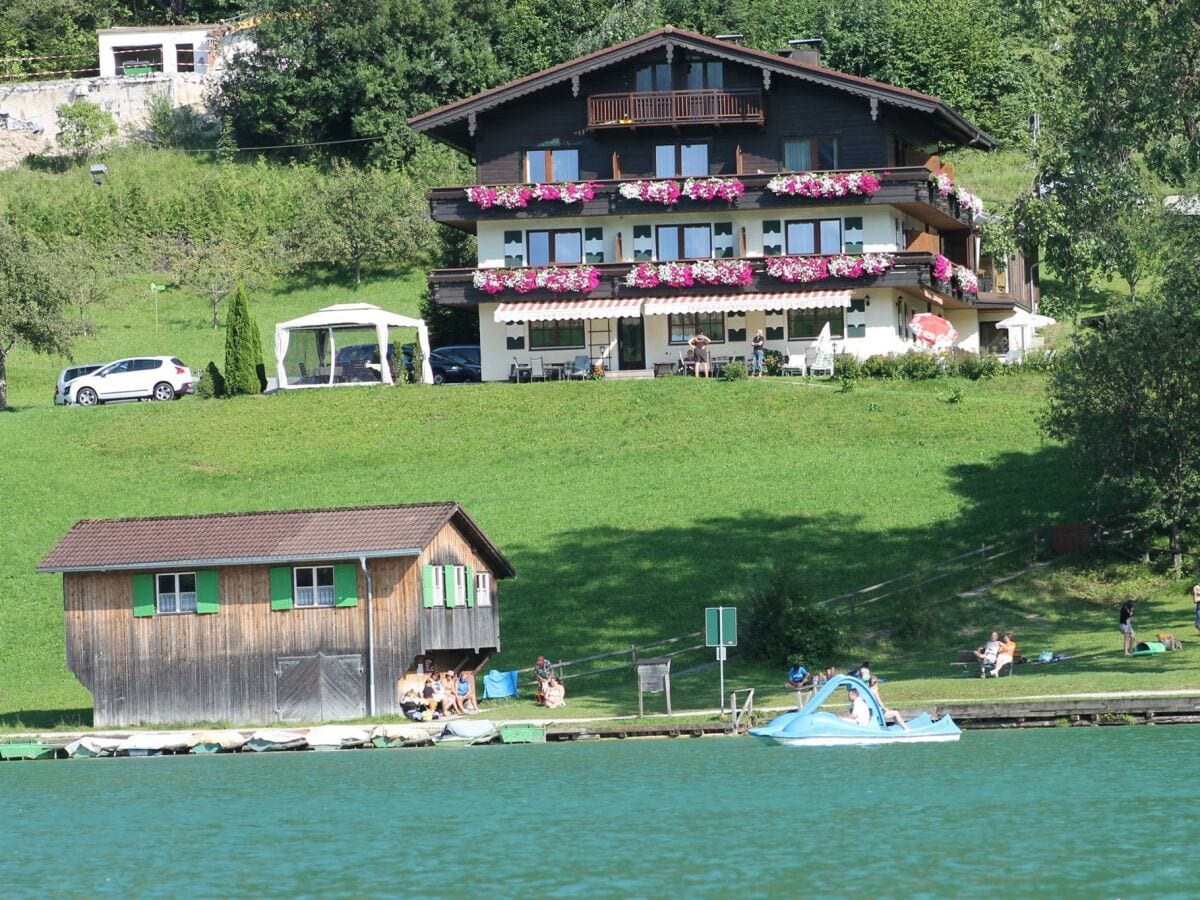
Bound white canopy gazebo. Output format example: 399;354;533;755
274;303;433;388
995;308;1056;353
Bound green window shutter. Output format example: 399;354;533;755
763;220;782;257
422;564;435;608
132;573;155;618
334;562;359;608
444;564;456;607
270;566;294;611
195;570;220;614
466;565;475;608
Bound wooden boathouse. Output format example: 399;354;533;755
37;504;516;727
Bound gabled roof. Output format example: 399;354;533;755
409;26;993;150
37;503;516;578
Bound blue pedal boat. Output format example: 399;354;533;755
750;675;961;746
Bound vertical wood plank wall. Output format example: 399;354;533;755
63;521;500;727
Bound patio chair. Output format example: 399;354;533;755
567;354;591;380
779;346;806;376
530;357;546;382
677;351;697;376
806;346;834;377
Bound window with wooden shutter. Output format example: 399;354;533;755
195;570;220;614
333;563;359;608
432;565;446;607
132;573;155;617
270;566;294;611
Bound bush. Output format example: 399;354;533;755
958;353;999;380
861;354;900;379
838;372;856;393
740;566;843;666
833;353;863;379
1018;349;1057;372
721;360;747;381
895;350;944;380
763;349;784;377
195;361;225;399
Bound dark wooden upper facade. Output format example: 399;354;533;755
410;27;993;189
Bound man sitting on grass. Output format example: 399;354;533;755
786;661;812;690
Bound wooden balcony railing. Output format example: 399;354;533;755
587;89;765;129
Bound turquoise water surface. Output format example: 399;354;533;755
3;725;1198;897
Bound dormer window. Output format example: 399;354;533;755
525;148;579;183
655;143;708;178
782;136;838;171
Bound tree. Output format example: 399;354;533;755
162;228;278;327
740;565;842;666
0;226;76;411
55;99;117;160
1044;226;1200;574
293;162;435;284
222;285;263;396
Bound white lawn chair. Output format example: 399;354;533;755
530;356;546;382
806;346;835;377
779;346;807;376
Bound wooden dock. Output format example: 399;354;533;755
546;722;738;741
916;695;1200;729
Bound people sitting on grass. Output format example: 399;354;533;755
974;631;1001;677
786;660;812;690
868;675;909;730
400;688;425;722
441;671;466;715
991;632;1017;677
535;655;554;692
456;669;479;713
840;686;872;726
541;677;566;709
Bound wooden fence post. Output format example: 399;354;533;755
980;543;987;581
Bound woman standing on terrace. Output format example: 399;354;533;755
689;329;712;378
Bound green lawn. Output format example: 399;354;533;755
3;285;1189;730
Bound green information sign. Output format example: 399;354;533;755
705;606;737;647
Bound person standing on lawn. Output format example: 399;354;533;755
751;329;766;377
688;329;712;378
1192;584;1200;634
1119;598;1136;655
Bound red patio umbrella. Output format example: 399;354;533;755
909;313;958;350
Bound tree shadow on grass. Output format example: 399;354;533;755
0;708;93;731
497;443;1090;669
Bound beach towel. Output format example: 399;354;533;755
483;669;519;699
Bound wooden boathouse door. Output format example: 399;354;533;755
276;653;366;722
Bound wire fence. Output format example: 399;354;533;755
531;518;1145;687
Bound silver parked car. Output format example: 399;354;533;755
54;363;104;405
68;356;193;406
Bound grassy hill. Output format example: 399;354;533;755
2;279;1110;726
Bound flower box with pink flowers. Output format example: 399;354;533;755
472;265;601;295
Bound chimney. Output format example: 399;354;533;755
778;38;822;66
715;33;745;46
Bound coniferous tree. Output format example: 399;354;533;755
222;285;262;396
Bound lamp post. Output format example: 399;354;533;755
149;283;167;332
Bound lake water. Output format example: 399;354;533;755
2;726;1197;897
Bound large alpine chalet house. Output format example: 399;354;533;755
410;27;1038;380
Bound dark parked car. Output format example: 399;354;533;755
335;342;417;382
429;345;481;384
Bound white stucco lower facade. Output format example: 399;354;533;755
476;288;975;382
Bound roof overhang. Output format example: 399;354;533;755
409;27;994;152
37;548;422;574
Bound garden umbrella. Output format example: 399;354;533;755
996;309;1056;352
909;313;958;350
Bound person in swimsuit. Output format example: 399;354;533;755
1119;598;1136;655
542;677;566;709
688;330;712;378
868;675;908;730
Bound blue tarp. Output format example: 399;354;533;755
483;669;519;699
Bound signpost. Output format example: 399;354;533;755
149;283;167;332
705;606;737;714
635;657;672;717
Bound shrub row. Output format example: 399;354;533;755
833;349;1056;381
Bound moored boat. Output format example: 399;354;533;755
189;730;248;753
750;675;961;746
370;723;433;748
245;729;308;752
0;741;59;760
304;725;370;751
499;723;546;744
116;732;193;756
434;719;498;746
65;736;123;758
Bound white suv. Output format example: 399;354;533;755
54;363;104;405
68;356;193;406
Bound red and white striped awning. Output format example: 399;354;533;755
642;290;852;315
493;298;642;323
